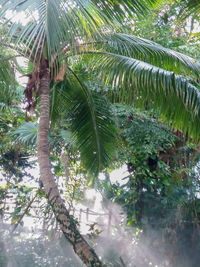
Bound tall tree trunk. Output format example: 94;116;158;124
37;62;103;267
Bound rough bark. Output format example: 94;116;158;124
37;61;103;266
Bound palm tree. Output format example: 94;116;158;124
1;0;200;265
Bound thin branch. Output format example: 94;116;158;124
11;192;38;233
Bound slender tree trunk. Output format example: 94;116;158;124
37;61;103;266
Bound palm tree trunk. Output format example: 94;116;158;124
37;61;103;267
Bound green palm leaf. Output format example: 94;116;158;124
52;74;117;175
96;53;200;139
14;122;38;145
0;0;157;62
100;33;200;77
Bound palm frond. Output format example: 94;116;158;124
96;53;200;139
88;0;157;20
52;74;117;175
100;33;200;77
14;122;38;145
0;0;157;62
